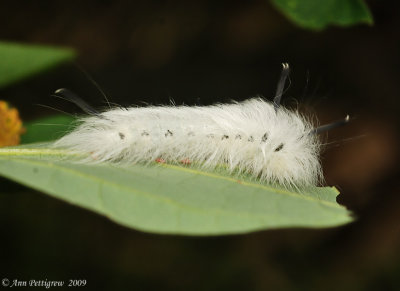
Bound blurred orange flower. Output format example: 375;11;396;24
0;101;25;147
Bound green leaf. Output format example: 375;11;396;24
21;115;76;144
271;0;373;30
0;145;353;235
0;41;76;89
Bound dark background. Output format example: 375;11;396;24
1;0;399;290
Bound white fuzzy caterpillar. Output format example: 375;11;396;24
53;64;348;188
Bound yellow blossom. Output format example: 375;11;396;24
0;101;25;147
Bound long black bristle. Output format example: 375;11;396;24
273;63;290;112
310;115;350;135
52;88;100;116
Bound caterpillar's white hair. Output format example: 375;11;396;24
53;98;322;187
